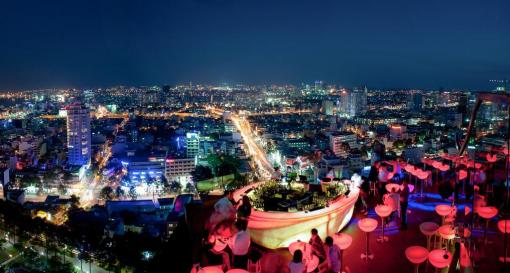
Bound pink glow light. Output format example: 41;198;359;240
478;206;498;219
358;218;378;233
405;246;429;264
498;220;510;234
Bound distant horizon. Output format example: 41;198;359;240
0;81;505;93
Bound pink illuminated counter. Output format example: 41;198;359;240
233;182;360;249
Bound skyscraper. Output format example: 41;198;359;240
457;94;468;117
321;100;334;115
347;86;367;117
407;92;423;111
314;80;324;93
186;132;200;158
66;103;91;166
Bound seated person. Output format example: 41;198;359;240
288;250;306;273
204;233;231;271
208;191;237;231
308;228;326;262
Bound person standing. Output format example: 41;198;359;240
237;195;252;220
325;236;342;273
228;220;251;269
400;180;410;230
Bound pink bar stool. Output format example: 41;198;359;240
437;224;456;250
419;222;439;250
358;218;378;261
405;246;429;273
375;205;392;243
435;204;455;225
498;220;510;263
478;206;498;244
333;233;352;273
428;249;452;273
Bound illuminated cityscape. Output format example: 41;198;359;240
0;1;509;273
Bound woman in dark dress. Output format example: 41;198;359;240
237;195;252;220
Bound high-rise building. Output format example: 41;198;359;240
82;89;95;107
186;132;200;158
407;92;423;111
165;157;196;184
66;103;91;166
338;89;350;116
321;100;334;115
347;87;367;117
314;80;324;93
457;94;468;118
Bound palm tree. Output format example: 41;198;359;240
70;194;80;208
115;187;125;200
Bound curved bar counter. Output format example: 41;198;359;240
233;182;360;249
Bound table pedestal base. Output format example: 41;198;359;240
360;253;374;261
377;217;389;243
413;264;420;273
361;232;374;261
377;236;388;242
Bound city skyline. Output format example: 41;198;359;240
1;0;509;90
1;1;510;272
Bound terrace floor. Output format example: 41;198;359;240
253;192;506;273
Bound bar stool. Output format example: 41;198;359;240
375;205;392;243
199;266;224;273
498;220;510;263
227;269;249;273
358;218;378;261
478;206;498;244
405;246;429;273
419;222;439;250
435;204;455;225
333;233;352;273
437;225;455;250
428;249;452;273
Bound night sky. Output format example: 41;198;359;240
1;0;509;90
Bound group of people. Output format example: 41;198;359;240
204;190;254;271
289;229;343;273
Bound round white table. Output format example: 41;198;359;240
288;241;312;258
